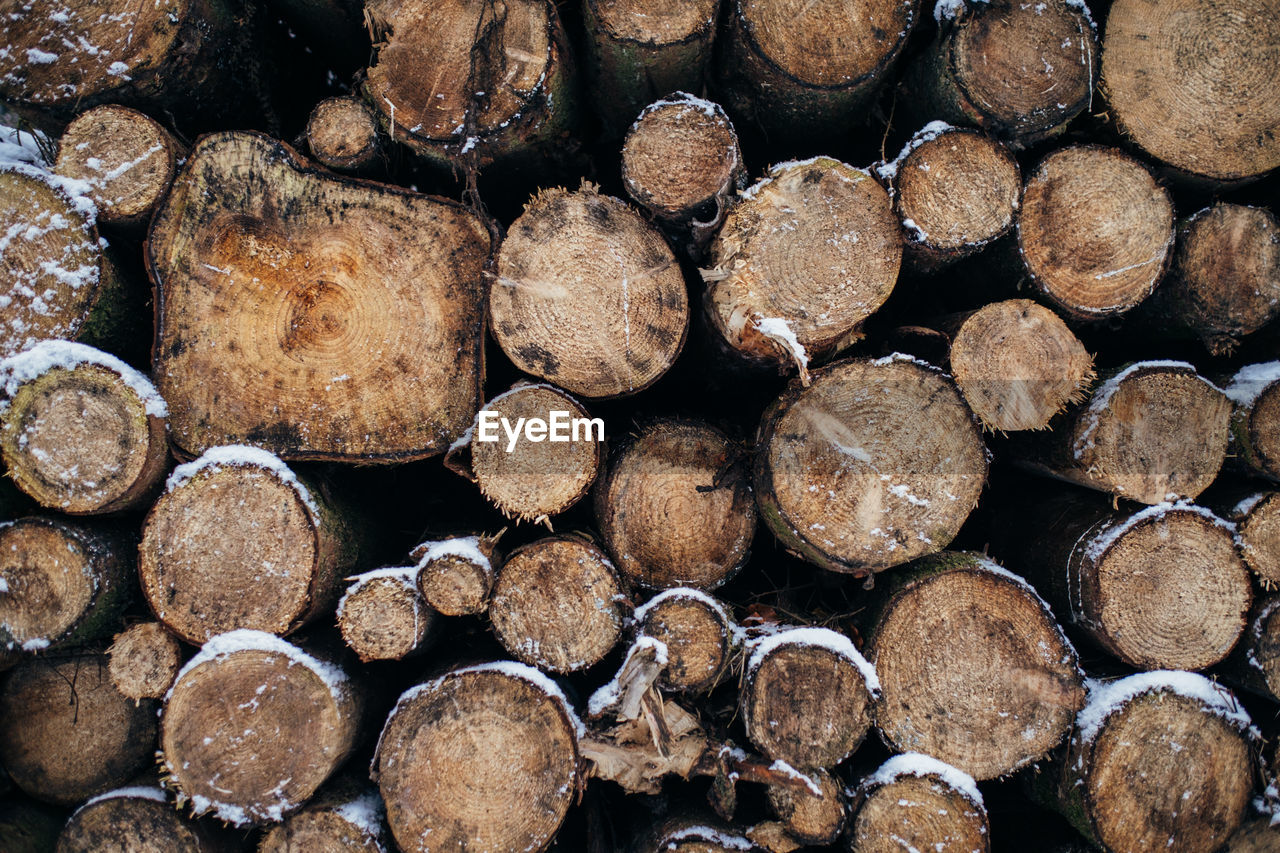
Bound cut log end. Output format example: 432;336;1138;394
57;789;209;852
1235;374;1280;482
412;535;497;617
337;569;434;662
766;768;846;846
108;621;183;703
852;764;989;853
257;779;386;852
1223;492;1280;588
635;589;733;692
589;0;714;43
306;96;381;172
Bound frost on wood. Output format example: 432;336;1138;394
747;626;880;695
0;339;167;417
863;752;984;807
1076;670;1256;743
165;444;319;519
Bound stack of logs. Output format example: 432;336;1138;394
0;0;1278;850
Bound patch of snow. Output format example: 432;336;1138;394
1063;0;1097;31
1226;361;1280;407
901;218;929;243
168;629;350;709
755;316;809;375
1232;492;1268;517
331;788;385;839
747;626;880;695
871;351;942;373
165;446;319;521
80;786;168;810
21;637;48;651
875;120;958;183
636;91;727;124
1080;501;1234;565
25;48;57;64
0;340;168;417
0;577;8;593
413;535;491;573
864;752;984;807
1077;671;1256;743
586;635;668;717
769;759;823;796
1072;361;1210;459
632;587;733;631
665;826;754;850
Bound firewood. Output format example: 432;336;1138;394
1017;146;1174;320
489;184;689;398
139;446;360;645
595;419;755;590
900;0;1098;147
58;786;235;852
867;552;1084;780
160;630;363;826
1010;360;1231;504
1203;487;1280;589
850;754;990;853
701;158;901;380
0;796;64;853
1227;818;1280;852
714;0;916;141
0;341;169;515
741;626;879;771
633;814;753;853
362;0;576;168
1101;0;1280;184
0;653;157;806
305;96;382;173
875;123;1021;272
991;493;1252;672
54;106;184;229
1224;362;1280;482
766;767;846;847
488;533;626;673
448;383;603;524
1033;672;1255;852
411;534;499;617
620;94;744;257
753;356;987;574
1220;594;1280;703
147;131;491;461
336;566;437;662
258;776;388;852
0;516;133;653
582;1;720;137
633;588;735;692
373;662;582;853
108;622;184;704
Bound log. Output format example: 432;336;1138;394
753;356;987;574
1034;672;1255;852
448;382;603;524
336;566;437;662
633;814;755;853
373;661;582;853
0;341;169;515
990;493;1252;672
765;767;846;847
713;0;916;141
1101;0;1280;184
139;446;359;645
875;122;1021;272
362;0;576;169
850;753;989;853
1224;362;1280;482
0;653;157;805
1227;818;1280;852
411;534;499;617
305;96;382;174
0;516;133;653
595;418;756;590
1136;203;1280;355
147;130;491;461
867;552;1084;780
633;587;735;692
582;1;720;137
701;158;901;380
160;630;363;826
900;0;1098;148
944;298;1093;432
741;626;879;771
489;184;689;399
1010;360;1231;504
1017;145;1174;320
1221;594;1280;703
620;94;744;258
54;105;184;229
0;796;64;853
258;776;388;852
488;533;626;673
1203;487;1280;589
58;786;234;852
107;622;184;703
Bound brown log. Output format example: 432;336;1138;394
633;587;736;692
0;341;169;515
58;786;236;852
411;534;499;617
595;418;755;590
766;767;846;847
488;533;626;673
160;630;363;827
373;662;582;853
1203;487;1280;588
1224;362;1280;482
148;131;491;461
867;552;1084;780
850;754;990;853
139;446;359;645
108;621;184;703
0;653;157;806
0;796;65;853
1227;818;1280;852
1220;594;1280;703
336;566;437;663
257;775;388;852
489;184;689;399
632;813;754;853
753;356;987;574
305;96;382;173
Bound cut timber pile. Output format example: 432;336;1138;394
1;0;1278;849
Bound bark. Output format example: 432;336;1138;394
160;631;363;827
411;534;500;617
0;516;133;653
1008;361;1231;505
850;759;989;853
701;157;901;380
54;105;185;230
633;587;736;692
489;184;689;399
991;490;1251;672
108;621;184;703
753;356;987;575
866;552;1084;780
488;533;626;673
373;662;582;853
1223;363;1280;482
1101;0;1280;184
305;96;383;174
582;1;720;137
58;786;238;852
1219;594;1280;703
138;447;360;645
147;131;491;461
897;0;1097;148
336;566;437;662
0;653;158;806
257;775;389;852
595;419;755;590
0;342;169;515
1202;486;1280;589
1016;145;1174;320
